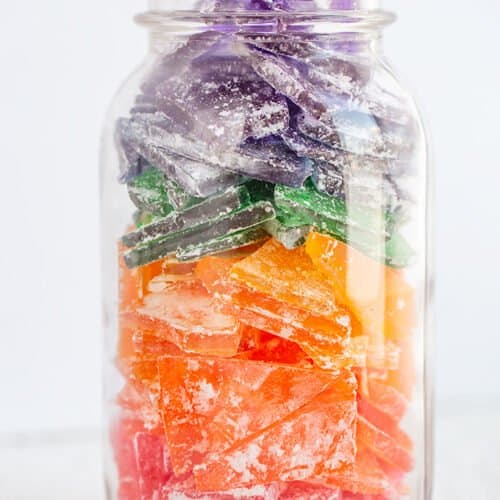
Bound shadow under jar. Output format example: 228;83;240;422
100;1;433;498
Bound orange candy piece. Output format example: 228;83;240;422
158;354;356;478
357;416;413;473
230;239;341;319
325;446;396;497
123;280;241;357
305;232;417;343
193;370;357;490
195;255;357;370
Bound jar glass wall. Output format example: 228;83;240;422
101;5;431;499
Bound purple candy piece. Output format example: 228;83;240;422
238;136;313;186
242;34;409;126
296;110;412;160
155;55;289;148
141;31;224;95
117;114;240;196
281;127;339;164
197;0;318;11
124;112;310;188
242;45;328;120
115;118;148;181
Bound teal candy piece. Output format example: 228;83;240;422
122;185;251;248
127;168;174;217
176;226;270;262
123;201;276;268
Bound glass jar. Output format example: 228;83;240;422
100;1;432;499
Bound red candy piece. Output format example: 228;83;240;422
111;418;143;500
193;374;357;490
279;481;342;499
235;328;312;366
134;432;172;499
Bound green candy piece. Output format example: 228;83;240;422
264;219;311;249
275;179;397;236
124;201;276;268
132;210;158;228
176;226;269;262
127;168;174;217
122;185;251;248
163;176;204;211
274;180;413;267
244;180;275;203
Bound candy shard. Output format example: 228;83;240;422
305;232;416;342
141;31;225;95
130;280;241;357
324;446;395;497
264;219;311;249
357;416;414;473
120;112;240;196
195;253;355;370
122;185;249;248
158;354;353;477
230;239;341;318
243;45;327;119
279;481;342;500
155;56;290;146
123;201;276;268
193;376;357;490
126;167;175;217
177;226;270;262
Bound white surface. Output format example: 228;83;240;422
0;1;499;433
1;406;499;500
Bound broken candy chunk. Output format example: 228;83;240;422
127;167;175;217
230;238;341;319
134;431;172;499
195;254;356;370
279;481;342;499
155;55;290;147
235;329;312;366
176;226;270;262
361;377;409;423
193;375;357;490
122;185;250;248
124;280;241;357
123;200;275;268
158;354;347;476
111;418;168;500
325;446;396;497
357;416;413;473
264;218;311;250
305;232;416;342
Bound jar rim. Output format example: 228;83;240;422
135;9;396;32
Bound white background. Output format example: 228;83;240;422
0;0;499;438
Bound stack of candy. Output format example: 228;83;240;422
113;10;417;499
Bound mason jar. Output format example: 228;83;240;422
100;1;432;498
